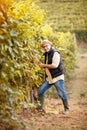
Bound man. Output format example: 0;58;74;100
37;39;69;114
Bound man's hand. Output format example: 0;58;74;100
39;63;57;69
39;63;45;68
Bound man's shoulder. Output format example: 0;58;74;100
53;51;60;58
53;50;60;55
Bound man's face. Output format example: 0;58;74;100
42;43;51;52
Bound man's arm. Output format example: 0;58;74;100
39;63;56;69
39;52;60;69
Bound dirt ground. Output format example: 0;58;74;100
19;46;87;130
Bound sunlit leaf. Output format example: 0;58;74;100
0;35;5;40
10;30;19;37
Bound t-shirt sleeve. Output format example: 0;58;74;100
52;52;60;67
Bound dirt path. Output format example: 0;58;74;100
19;49;87;130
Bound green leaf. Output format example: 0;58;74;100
8;46;12;53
